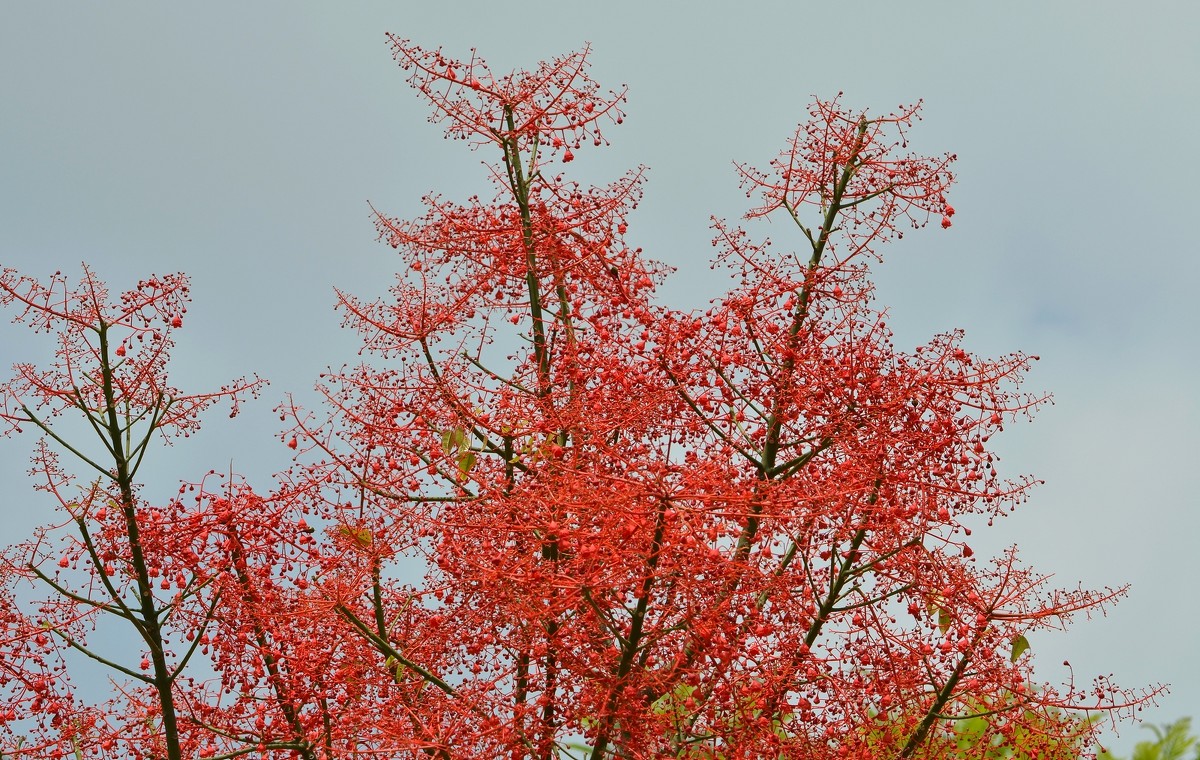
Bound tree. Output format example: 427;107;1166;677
0;39;1161;759
0;270;275;758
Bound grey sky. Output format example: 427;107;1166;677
2;3;1196;754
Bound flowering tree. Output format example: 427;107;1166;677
0;270;276;758
0;38;1160;759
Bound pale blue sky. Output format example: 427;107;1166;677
2;3;1196;753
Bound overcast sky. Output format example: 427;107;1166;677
2;3;1196;754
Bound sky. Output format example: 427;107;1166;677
1;2;1196;754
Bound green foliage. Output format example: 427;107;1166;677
1010;634;1031;663
1100;719;1200;760
948;708;1098;759
853;698;1100;759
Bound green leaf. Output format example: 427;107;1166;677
927;595;951;634
384;655;407;684
651;682;696;719
337;524;373;550
440;427;468;456
458;451;477;477
1010;634;1030;663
